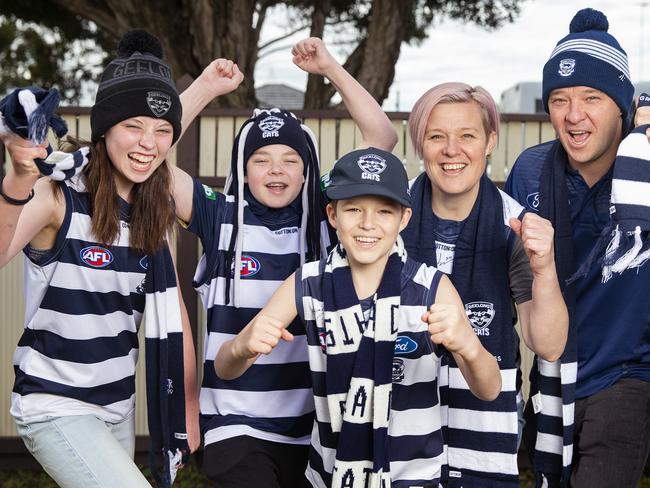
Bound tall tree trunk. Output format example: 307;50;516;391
51;0;259;107
303;0;330;109
354;0;413;104
212;0;260;106
315;0;413;109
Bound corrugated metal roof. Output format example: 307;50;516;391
257;83;305;110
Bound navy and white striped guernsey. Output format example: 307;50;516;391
296;256;445;488
189;178;330;447
403;174;529;487
438;190;524;487
11;175;147;423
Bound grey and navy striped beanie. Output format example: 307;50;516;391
542;8;634;121
91;29;182;144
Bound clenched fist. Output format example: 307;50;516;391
509;212;555;276
292;37;338;76
197;58;244;98
423;303;481;360
231;314;294;360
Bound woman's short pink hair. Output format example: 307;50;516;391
408;82;500;160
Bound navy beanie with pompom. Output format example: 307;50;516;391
542;8;634;121
90;29;182;144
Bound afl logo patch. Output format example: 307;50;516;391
395;335;418;355
239;255;261;277
80;246;113;268
139;256;149;270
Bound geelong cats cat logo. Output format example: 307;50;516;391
258;115;285;138
558;58;575;77
357;154;387;182
146;91;172;116
465;301;495;336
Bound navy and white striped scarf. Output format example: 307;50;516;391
601;122;650;279
402;173;520;486
568;95;650;283
535;140;578;487
144;243;189;487
321;237;406;488
0;87;89;179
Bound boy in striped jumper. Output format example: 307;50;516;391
215;147;502;488
173;38;398;487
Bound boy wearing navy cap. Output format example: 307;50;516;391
216;147;501;488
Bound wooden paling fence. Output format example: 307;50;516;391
0;108;554;450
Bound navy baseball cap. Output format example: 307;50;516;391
322;147;411;208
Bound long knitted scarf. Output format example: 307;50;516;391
568;95;650;283
535;140;578;487
601;121;650;279
0;87;89;179
402;173;519;486
143;243;189;487
321;237;406;488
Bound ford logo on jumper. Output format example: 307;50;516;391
394;335;418;355
526;192;540;211
80;246;114;268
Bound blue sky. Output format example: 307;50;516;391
256;0;650;111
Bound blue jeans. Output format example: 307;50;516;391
15;413;151;488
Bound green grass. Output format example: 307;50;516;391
1;465;648;487
0;461;211;488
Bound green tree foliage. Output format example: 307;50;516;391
0;0;114;103
0;0;524;107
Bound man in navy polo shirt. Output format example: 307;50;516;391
506;7;650;488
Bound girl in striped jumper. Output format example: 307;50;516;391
0;30;198;487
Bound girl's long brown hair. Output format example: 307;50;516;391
62;137;175;255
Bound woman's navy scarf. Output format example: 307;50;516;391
402;173;519;486
402;173;514;355
533;140;577;487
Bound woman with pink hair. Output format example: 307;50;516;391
400;82;568;487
